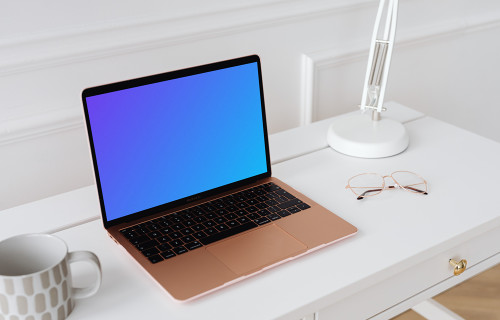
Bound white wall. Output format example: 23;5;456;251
1;0;499;210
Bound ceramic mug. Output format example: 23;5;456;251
0;234;102;320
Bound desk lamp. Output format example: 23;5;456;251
327;0;408;158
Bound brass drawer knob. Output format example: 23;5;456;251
449;259;467;276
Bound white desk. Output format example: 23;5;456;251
1;103;499;320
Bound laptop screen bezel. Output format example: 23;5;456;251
81;55;272;229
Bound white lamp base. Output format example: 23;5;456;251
327;113;409;158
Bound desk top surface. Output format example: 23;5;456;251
2;104;500;320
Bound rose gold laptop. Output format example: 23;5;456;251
82;55;357;302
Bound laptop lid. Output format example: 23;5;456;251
82;55;272;228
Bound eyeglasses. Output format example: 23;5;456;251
346;171;428;200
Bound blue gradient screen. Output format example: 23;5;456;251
85;62;268;222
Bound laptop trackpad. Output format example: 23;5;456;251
207;224;307;275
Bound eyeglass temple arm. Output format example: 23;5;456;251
357;187;386;200
357;185;427;200
404;186;428;194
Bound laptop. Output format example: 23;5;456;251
81;55;357;302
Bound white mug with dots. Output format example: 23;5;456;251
0;234;101;320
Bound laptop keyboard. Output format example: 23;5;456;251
120;182;311;264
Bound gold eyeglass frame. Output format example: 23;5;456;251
345;171;428;200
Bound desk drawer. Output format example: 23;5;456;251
317;225;500;320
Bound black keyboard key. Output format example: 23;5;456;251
267;213;281;221
161;250;176;260
183;213;194;220
141;247;159;257
160;227;173;234
182;235;195;243
216;224;229;232
192;224;204;231
121;230;139;239
255;203;268;209
227;220;239;228
172;224;184;230
254;189;265;196
254;217;271;225
170;216;183;223
129;235;150;245
266;199;278;206
184;220;195;227
247;212;260;220
235;210;247;217
204;220;216;228
277;199;303;209
186;241;202;250
157;243;172;252
276;196;290;203
193;231;207;239
205;227;217;235
297;203;311;210
267;192;279;199
173;246;188;255
213;201;225;209
215;209;228;215
225;213;237;220
153;216;167;223
258;209;270;216
189;208;203;216
247;199;259;206
246;206;258;213
199;221;258;245
275;189;290;196
237;216;249;224
157;235;171;244
158;220;172;227
120;227;134;234
256;195;269;202
181;228;193;235
149;224;160;231
148;231;162;239
135;228;148;235
168;231;182;240
234;194;246;202
148;255;164;264
267;206;279;213
288;207;301;214
277;210;291;217
237;202;249;209
169;239;184;247
264;183;281;191
136;240;158;251
214;217;227;224
203;205;216;212
205;212;217;219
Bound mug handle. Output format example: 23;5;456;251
67;251;102;299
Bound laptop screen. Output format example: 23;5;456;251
83;56;270;225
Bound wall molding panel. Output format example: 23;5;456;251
0;0;373;76
0;108;82;146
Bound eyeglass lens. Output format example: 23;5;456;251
391;171;427;194
348;173;384;197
